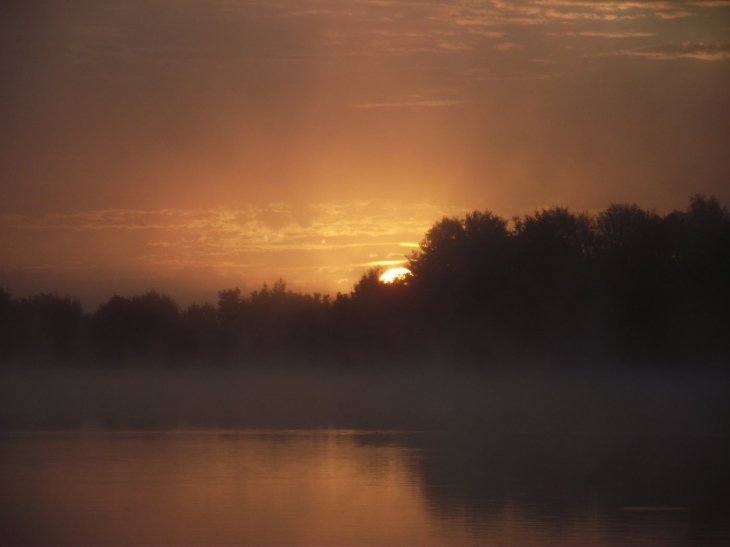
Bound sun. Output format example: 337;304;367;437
379;267;411;283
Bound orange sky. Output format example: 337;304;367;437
1;0;729;309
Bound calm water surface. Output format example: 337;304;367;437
1;430;729;545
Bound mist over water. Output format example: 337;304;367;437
1;364;729;545
2;364;728;433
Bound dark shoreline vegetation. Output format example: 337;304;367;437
1;195;729;368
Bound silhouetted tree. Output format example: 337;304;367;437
2;195;728;367
670;195;730;356
10;293;88;361
0;286;17;359
93;291;181;362
593;204;676;356
408;210;511;338
180;302;220;361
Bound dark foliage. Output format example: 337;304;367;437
93;291;181;362
1;196;728;367
0;290;88;362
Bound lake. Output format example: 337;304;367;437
2;429;729;545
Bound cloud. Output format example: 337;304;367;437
352;100;465;108
443;0;730;29
0;202;473;301
469;30;507;38
0;202;464;261
532;1;730;8
364;259;408;267
464;66;554;81
579;31;657;38
437;41;473;50
655;11;694;19
282;9;354;18
548;30;657;37
608;42;730;60
494;42;527;51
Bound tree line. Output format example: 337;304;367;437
1;195;728;367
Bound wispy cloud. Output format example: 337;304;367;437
61;0;730;85
0;202;475;296
352;100;465;108
494;42;527;51
605;42;730;60
532;1;730;8
438;41;474;50
364;259;408;267
654;10;694;19
579;30;657;37
0;202;465;264
548;30;657;38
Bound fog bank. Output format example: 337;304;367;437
2;364;728;434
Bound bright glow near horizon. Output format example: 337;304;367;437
1;0;729;308
380;268;412;284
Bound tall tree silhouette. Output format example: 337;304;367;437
94;291;181;361
1;195;728;367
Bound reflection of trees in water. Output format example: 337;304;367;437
1;365;728;542
407;430;730;543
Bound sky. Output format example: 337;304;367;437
1;0;729;310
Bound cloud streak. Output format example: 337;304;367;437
0;202;472;301
494;42;527;51
0;202;465;265
548;30;658;38
605;42;730;60
352;100;465;108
